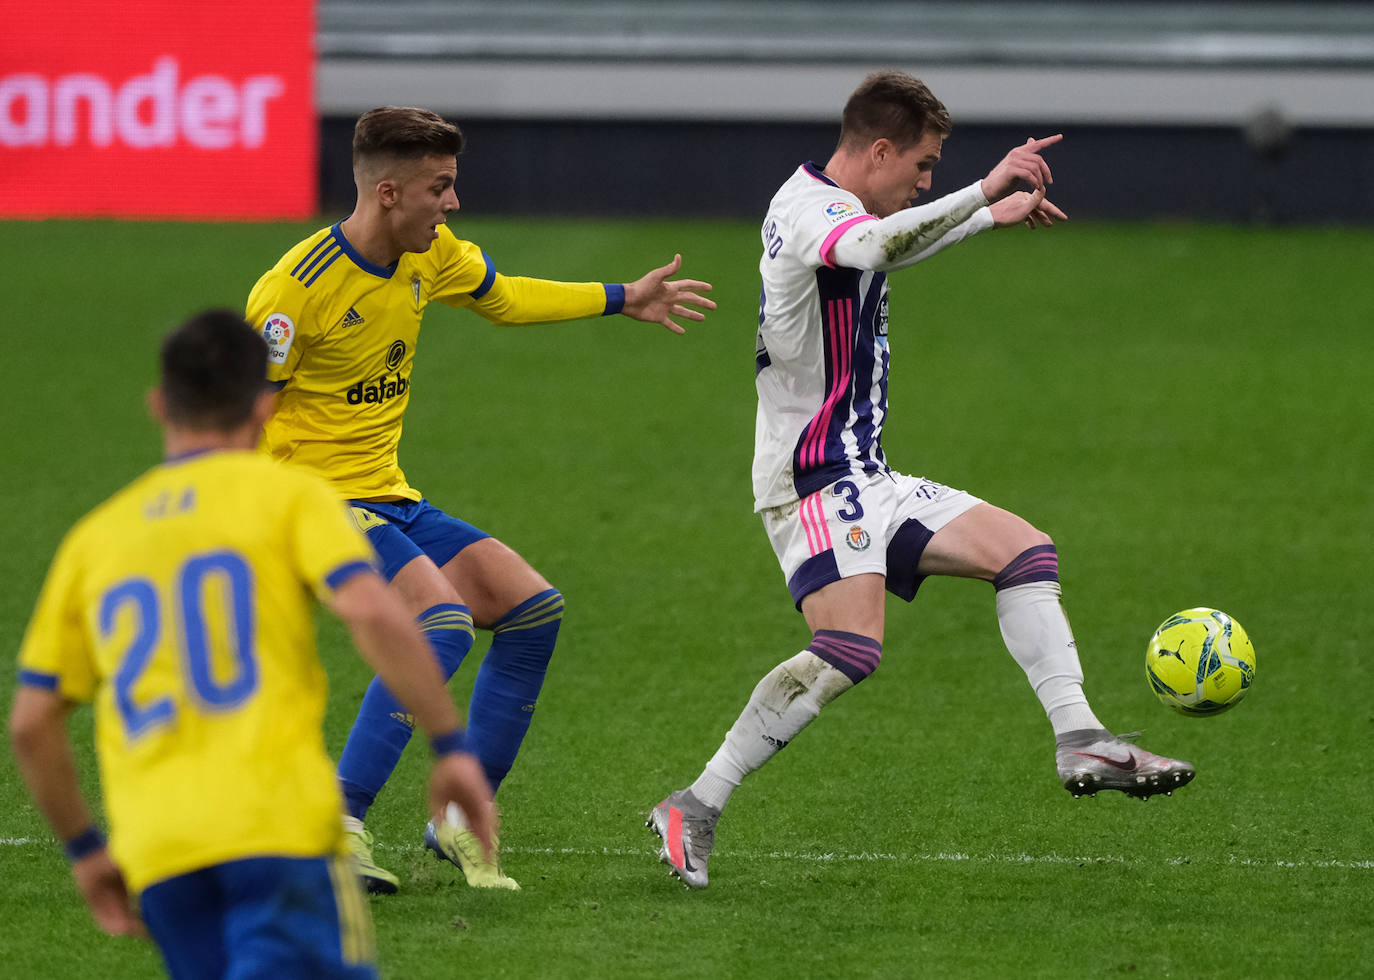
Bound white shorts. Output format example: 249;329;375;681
760;471;983;607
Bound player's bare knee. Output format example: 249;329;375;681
391;556;465;615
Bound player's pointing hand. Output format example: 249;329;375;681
980;134;1064;203
622;254;716;334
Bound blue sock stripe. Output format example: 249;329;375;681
417;602;475;634
419;614;475;634
493;589;564;633
499;607;564;632
994;544;1060;591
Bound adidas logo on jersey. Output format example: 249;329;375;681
345;373;409;405
340;307;365;328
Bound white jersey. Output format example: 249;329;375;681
752;162;991;511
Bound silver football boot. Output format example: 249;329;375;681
647;789;720;888
1057;729;1196;799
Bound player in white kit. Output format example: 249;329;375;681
649;71;1197;888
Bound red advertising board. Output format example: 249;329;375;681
0;0;316;219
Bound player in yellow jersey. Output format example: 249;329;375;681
246;106;715;892
9;311;496;979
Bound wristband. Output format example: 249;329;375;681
430;728;467;756
603;283;626;316
63;826;106;862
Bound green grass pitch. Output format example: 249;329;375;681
1;216;1371;978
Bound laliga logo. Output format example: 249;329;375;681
263;314;292;346
262;312;294;365
0;56;284;149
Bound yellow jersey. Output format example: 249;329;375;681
16;450;376;893
246;222;617;500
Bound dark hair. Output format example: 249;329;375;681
838;71;953;151
159;310;268;431
352;106;465;168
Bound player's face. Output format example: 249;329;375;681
869;130;944;218
392;154;460;253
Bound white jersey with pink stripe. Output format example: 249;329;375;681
752;162;988;511
752;162;892;511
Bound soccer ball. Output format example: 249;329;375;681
1145;608;1255;716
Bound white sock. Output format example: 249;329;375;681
995;580;1103;738
690;650;854;811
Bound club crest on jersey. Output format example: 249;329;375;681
262;312;295;364
875;294;890;337
846;525;872;551
824;200;860;225
411;274;421;309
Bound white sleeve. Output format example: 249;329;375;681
785;191;873;272
829;182;993;273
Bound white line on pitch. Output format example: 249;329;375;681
396;842;1374;871
2;835;1369;870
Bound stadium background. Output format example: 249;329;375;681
314;0;1374;223
3;3;1372;979
6;0;1374;221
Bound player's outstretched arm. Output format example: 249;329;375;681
832;183;992;272
327;571;497;856
9;687;145;937
621;254;716;334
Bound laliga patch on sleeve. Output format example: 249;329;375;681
824;200;861;225
262;312;295;364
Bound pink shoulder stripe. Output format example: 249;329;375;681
820;214;878;269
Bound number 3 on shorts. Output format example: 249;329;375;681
833;480;864;521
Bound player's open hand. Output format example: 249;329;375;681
429;751;499;862
988;184;1068;229
72;850;145;937
622;254;716;334
981;134;1063;203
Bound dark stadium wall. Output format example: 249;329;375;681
319;117;1374;224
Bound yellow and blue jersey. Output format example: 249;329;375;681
15;450;376;894
246;222;622;501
